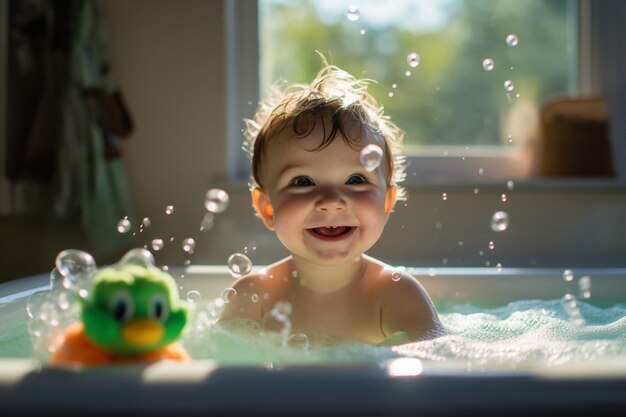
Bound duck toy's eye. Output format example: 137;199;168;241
149;293;169;322
109;290;134;323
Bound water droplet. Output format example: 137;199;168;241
391;271;402;282
563;269;574;282
142;217;151;228
442;192;448;201
506;34;519;47
504;80;515;92
359;144;384;172
491;211;509;232
346;5;360;21
55;250;96;290
407;52;420;68
578;275;592;299
200;212;214;232
228;253;252;277
204;188;230;213
117;218;131;233
507;180;515;190
482;58;495;71
182;238;196;254
151;239;164;251
186;290;202;303
165;205;174;215
220;287;237;303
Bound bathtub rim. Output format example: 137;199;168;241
2;267;626;416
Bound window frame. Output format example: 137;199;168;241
225;0;622;185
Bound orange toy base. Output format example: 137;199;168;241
51;323;190;365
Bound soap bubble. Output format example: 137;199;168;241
482;58;495;71
504;80;515;92
117;218;131;233
359;144;384;172
182;238;196;254
220;287;237;303
346;5;359;21
488;241;495;250
165;205;174;215
186;290;202;303
273;301;293;318
151;239;164;251
27;291;49;319
284;333;310;350
204;188;229;213
391;271;402;282
49;268;63;290
228;253;252;277
506;34;519;47
55;250;96;290
251;294;259;303
491;211;509;232
119;248;156;269
407;52;420;68
442;192;448;201
507;180;515;190
563;269;574;282
142;217;151;228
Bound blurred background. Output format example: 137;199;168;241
1;0;625;282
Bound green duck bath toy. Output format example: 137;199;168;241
52;249;191;365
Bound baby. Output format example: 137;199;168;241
219;61;442;344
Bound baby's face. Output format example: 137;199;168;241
257;124;395;266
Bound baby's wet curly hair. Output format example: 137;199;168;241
243;58;407;200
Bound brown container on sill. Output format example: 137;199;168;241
538;97;614;177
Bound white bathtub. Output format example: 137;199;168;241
1;266;626;416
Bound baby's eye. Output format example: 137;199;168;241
345;174;368;185
290;176;315;187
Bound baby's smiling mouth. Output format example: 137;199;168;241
307;226;354;239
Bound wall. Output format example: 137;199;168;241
1;0;625;282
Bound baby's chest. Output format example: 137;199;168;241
286;292;384;343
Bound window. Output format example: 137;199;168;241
226;0;622;183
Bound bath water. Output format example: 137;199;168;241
2;292;625;370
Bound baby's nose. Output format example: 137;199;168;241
315;189;346;212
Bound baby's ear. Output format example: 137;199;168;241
384;185;397;215
251;188;275;230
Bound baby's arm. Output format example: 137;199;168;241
378;270;443;341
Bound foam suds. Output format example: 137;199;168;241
3;296;625;370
